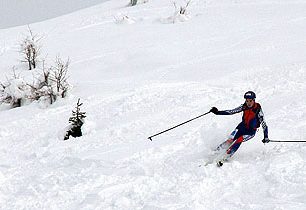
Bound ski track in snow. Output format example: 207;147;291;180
1;0;306;209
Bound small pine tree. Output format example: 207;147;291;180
64;98;86;140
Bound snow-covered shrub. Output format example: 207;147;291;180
28;64;56;105
129;0;148;6
0;71;32;108
130;0;137;6
64;98;86;140
28;57;70;106
162;0;192;24
175;0;191;15
0;57;70;108
20;26;42;70
114;14;136;25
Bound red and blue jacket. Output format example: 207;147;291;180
216;102;268;138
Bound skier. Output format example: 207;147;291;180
210;91;269;166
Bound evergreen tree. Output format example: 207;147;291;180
64;98;86;140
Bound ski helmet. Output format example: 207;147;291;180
244;91;256;99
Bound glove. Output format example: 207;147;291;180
262;137;270;143
210;107;218;114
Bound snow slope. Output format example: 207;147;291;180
1;0;306;209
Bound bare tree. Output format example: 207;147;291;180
173;0;191;15
50;56;70;98
20;26;42;70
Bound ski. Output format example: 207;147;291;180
199;152;228;167
200;140;235;167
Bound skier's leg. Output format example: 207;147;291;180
206;130;237;165
215;136;243;167
215;129;237;151
242;134;255;142
226;136;244;157
215;139;233;151
223;123;249;156
225;134;255;158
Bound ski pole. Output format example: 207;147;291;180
269;140;306;143
148;110;211;141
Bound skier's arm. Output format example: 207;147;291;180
214;105;243;115
258;109;268;138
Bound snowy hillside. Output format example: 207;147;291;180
1;0;306;209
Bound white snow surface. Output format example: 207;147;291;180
1;0;306;209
